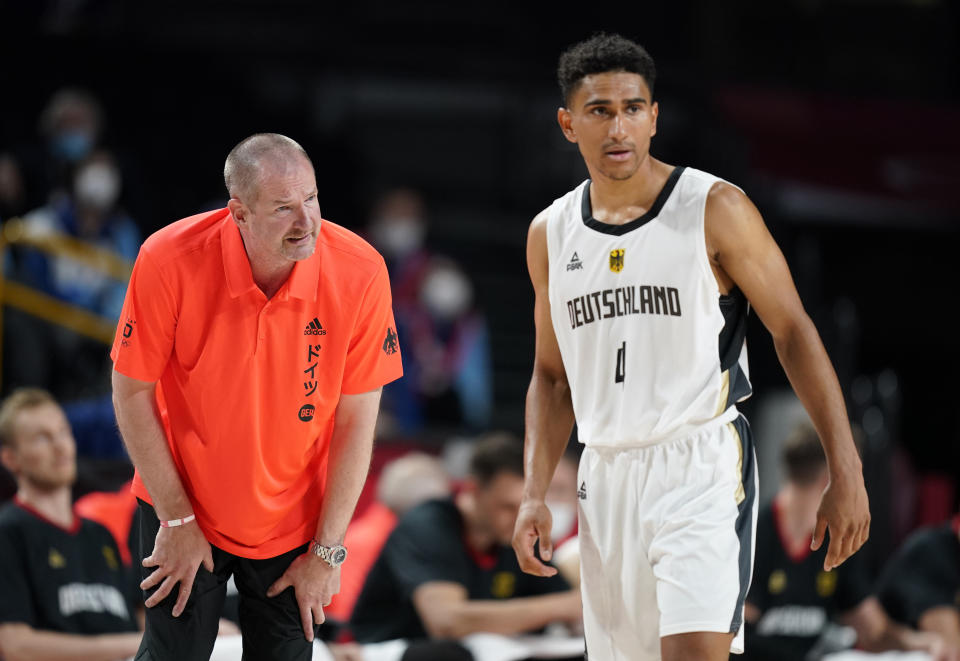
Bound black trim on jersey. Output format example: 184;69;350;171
581;166;686;236
718;286;753;409
730;414;757;634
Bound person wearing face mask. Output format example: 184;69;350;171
366;190;493;436
390;257;493;435
9;88;105;211
4;150;141;403
19;150;140;319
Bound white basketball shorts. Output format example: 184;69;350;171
577;415;758;660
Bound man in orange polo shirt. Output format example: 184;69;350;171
111;133;403;661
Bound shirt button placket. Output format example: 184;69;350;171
257;302;269;353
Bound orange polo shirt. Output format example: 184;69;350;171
110;209;403;558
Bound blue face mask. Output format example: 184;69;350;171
51;130;93;162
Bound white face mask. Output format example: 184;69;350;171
74;162;120;210
547;501;576;540
371;216;424;258
420;267;472;321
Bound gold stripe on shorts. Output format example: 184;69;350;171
727;421;745;505
715;370;730;417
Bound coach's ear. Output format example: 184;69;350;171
227;198;248;228
558;107;577;143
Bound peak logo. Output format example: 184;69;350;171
304;317;327;336
298;404;316;422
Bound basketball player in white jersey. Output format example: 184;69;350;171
512;33;871;661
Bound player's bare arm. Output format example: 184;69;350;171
267;387;382;641
412;581;581;639
111;369;213;617
919;608;960;649
0;623;142;661
512;209;577;577
705;183;870;571
840;597;956;659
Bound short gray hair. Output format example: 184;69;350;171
223;133;312;203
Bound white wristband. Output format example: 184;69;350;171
159;514;196;528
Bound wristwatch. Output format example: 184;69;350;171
309;540;348;568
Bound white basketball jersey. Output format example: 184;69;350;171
546;166;752;448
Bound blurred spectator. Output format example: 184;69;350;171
546;442;580;548
877;512;960;652
367;188;430;306
19;148;140;318
74;479;137;568
546;443;582;590
0;153;28;221
368;188;493;435
0;388;141;660
4;148;140;403
744;421;950;660
32;88;104;206
350;431;580;652
326;451;451;623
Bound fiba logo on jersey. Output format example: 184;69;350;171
609;249;625;272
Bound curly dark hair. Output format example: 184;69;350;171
557;33;656;106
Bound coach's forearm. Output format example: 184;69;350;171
0;623;141;661
313;388;382;545
522;368;575;502
111;370;192;520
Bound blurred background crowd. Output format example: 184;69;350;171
0;0;958;659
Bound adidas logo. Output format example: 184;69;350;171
577;481;587;500
304;317;327;336
567;252;583;271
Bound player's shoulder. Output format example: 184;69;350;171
529;206;551;234
76;515;118;542
899;522;957;560
394;498;458;535
141;207;230;265
530;180;589;228
316;219;386;274
0;501;24;530
0;502;39;546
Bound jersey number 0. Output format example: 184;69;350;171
615;341;626;384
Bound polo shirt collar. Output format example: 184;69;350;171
220;212;321;301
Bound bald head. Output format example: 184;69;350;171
224;133;313;203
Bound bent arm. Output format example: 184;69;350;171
111;369;192;520
920;607;960;648
841;597;949;655
0;623;141;661
706;184;860;478
707;184;869;568
412;582;581;640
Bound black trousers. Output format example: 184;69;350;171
135;499;318;661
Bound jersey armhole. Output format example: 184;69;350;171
695;178;723;298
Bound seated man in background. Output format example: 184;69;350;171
877;511;960;652
350;431;581;651
0;388;142;661
327;451;451;624
745;422;950;660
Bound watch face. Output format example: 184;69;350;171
332;547;347;565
